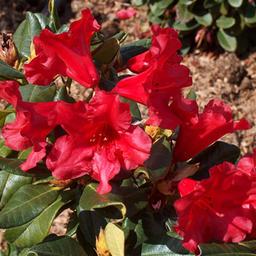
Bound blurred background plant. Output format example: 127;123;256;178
132;0;256;54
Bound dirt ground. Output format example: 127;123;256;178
0;0;255;250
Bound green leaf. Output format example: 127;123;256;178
13;12;48;58
227;0;243;8
217;29;237;51
141;237;192;256
0;184;59;228
27;236;87;256
78;210;107;249
132;0;147;7
93;38;120;66
243;4;256;25
48;0;61;32
0;60;24;80
145;137;172;182
173;20;200;31
0;171;32;210
190;141;240;180
53;85;75;103
195;13;213;26
105;223;125;256
79;183;148;220
0;157;48;177
149;0;174;16
120;39;151;65
203;0;220;8
216;16;236;28
79;183;126;221
4;195;65;248
120;97;141;121
19;84;57;102
0;109;14;127
0;139;12;157
199;242;256;255
176;3;194;22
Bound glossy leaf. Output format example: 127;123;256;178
79;183;148;220
189;141;240;180
217;29;237;51
19;84;57;102
120;39;151;65
145;137;172;182
0;60;24;80
0;184;59;228
141;237;192;256
199;242;256;255
105;223;125;256
13;12;48;58
26;236;87;256
79;183;126;221
93;38;120;66
0;171;32;210
0;157;48;177
4;195;65;248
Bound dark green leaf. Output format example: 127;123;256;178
145;137;172;182
217;29;237;51
0;157;48;177
27;236;87;256
19;84;57;102
189;141;240;180
216;16;236;29
120;39;151;65
0;109;14;127
4;195;65;248
13;12;48;58
243;4;256;25
0;171;32;210
199;242;256;255
0;60;24;80
78;210;107;249
53;86;75;103
93;38;120;66
0;184;59;228
79;183;148;220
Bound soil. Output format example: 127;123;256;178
0;0;255;251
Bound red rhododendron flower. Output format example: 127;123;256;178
173;99;250;162
116;7;136;20
113;26;193;129
174;157;256;254
46;91;152;194
0;80;84;170
24;9;100;87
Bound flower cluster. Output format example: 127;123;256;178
174;150;256;254
0;7;253;253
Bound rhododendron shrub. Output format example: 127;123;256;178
0;2;254;256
